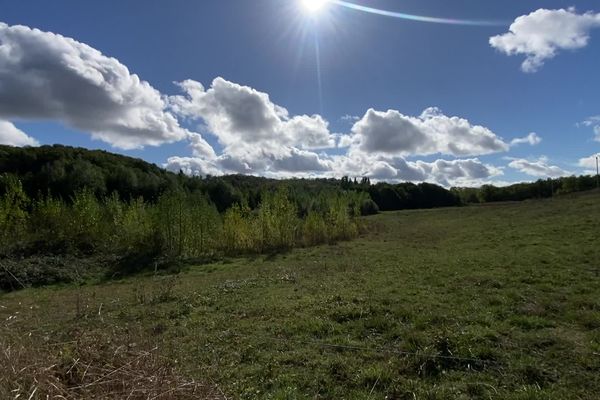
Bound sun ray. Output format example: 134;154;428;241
333;0;506;26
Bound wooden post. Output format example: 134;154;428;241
596;156;600;189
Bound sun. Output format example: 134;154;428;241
301;0;330;13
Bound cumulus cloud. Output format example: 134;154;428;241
164;79;511;184
271;148;332;172
187;132;217;159
0;22;197;149
416;158;503;187
348;107;509;157
164;156;223;177
324;154;501;187
508;157;570;177
166;77;340;177
510;132;542;146
0;120;39;147
165;147;332;177
578;153;600;171
169;77;336;151
165;151;502;188
490;8;600;72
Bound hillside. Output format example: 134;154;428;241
0;145;462;212
1;191;599;398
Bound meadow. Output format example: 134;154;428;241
1;191;599;399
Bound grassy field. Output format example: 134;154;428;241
1;192;600;399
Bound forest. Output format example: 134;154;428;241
1;144;598;290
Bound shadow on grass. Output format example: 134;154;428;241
104;248;222;280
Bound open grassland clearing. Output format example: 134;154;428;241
1;192;600;399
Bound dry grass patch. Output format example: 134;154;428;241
0;330;225;400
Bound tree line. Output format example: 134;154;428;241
2;145;598;213
452;175;599;204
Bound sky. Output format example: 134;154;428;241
1;0;600;187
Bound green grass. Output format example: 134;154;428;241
2;192;600;399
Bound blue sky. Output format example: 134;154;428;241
1;0;600;186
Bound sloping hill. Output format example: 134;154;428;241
2;191;599;398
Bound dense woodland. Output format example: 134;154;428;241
452;175;600;203
1;144;598;289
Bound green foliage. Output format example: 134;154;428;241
0;174;29;251
327;194;358;241
30;194;69;252
186;193;222;257
107;195;153;254
454;175;599;204
152;190;222;259
0;146;376;286
69;189;102;253
1;178;360;270
302;211;327;246
368;181;461;211
221;202;253;254
255;187;299;251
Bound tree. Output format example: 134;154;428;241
0;175;29;252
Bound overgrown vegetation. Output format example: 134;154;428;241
0;173;369;289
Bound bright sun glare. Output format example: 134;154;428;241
301;0;329;13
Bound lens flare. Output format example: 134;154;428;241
334;0;506;26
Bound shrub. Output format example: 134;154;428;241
302;211;327;246
69;189;102;253
0;175;29;253
221;202;253;254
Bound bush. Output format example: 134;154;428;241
0;177;365;288
69;189;102;253
0;174;29;254
302;211;327;246
360;199;379;216
255;188;298;251
221;203;253;254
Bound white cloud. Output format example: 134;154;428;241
337;134;354;148
580;115;600;127
510;132;542;146
0;22;198;149
349;107;509;157
166;77;339;177
164;156;223;177
416;158;503;187
271;148;332;172
508;157;570;177
169;77;336;152
578;153;600;170
165;79;511;184
187;132;217;160
579;116;600;141
324;154;501;187
0;120;39;147
417;158;502;187
165;151;503;188
165;147;332;177
490;8;600;72
285;114;336;149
